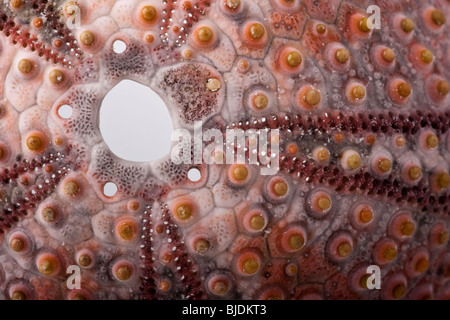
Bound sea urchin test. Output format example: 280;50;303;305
0;0;448;300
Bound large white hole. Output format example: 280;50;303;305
113;39;127;54
100;79;173;162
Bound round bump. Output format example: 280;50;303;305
409;44;435;71
345;82;366;105
8;230;32;255
285;263;297;277
228;164;251;186
348;265;374;292
63;179;81;198
25;132;46;153
403;163;422;184
351;85;365;100
11;291;26;300
10;238;24;252
437;80;449;96
382;48;396;63
398;82;412;98
18;59;34;74
265;176;290;203
437;172;450;190
286;142;299;155
421;49;434;64
316;23;327;34
326;232;354;263
236;249;262;276
336;48;350;64
358;17;371;32
197;27;213;42
326;43;351;72
41;206;59;223
193;237;210;255
381;273;408;300
158;279;171;292
79;31;95;47
145;34;155;43
206;78;221;92
374;157;391;178
112;260;134;282
373;238;398;265
279;47;303;74
242;208;268;234
387;78;412;104
431;9;446;27
32;17;43;29
429;222;449;247
307;190;332;218
340;149;362;172
273;181;288;196
394;135;406;148
206;272;233;297
304;89;321;106
189;235;212;255
312;146;330;163
350;203;375;230
175;203;192;221
418;130;439;152
278;226;307;254
232;165;248;181
296;85;322;111
7;282;35;300
248;23;265;39
379;158;392;172
287;51;302;67
225;0;241;10
160;251;173;265
242;21;268;48
405;248;430;278
369;148;393;177
251;92;269;110
364;135;375;146
36;253;61;277
192;25;216;48
238;59;249;72
115;218;139;242
221;0;244;16
140;6;157;23
10;0;22;9
401;18;415;33
76;249;95;269
48;69;65;85
388;211;415;241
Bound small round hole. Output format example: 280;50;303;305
113;40;127;54
103;182;118;197
188;167;202;182
57;104;73;119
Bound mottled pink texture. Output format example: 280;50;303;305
0;0;448;300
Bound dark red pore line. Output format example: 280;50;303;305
140;203;205;300
0;150;73;234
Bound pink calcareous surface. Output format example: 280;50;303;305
0;0;449;300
